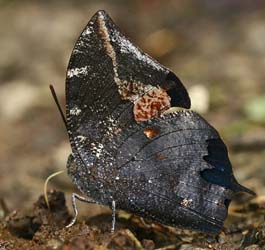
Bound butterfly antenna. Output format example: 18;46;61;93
49;85;68;130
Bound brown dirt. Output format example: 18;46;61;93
0;190;264;250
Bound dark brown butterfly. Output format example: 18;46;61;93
51;10;254;235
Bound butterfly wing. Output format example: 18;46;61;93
96;111;233;234
65;10;190;163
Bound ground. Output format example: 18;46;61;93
0;190;264;249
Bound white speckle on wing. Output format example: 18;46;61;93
72;40;85;55
82;26;93;36
67;66;89;78
181;198;193;208
102;115;120;138
91;142;104;158
76;135;86;142
70;106;82;116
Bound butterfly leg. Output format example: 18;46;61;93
66;193;98;228
111;200;116;233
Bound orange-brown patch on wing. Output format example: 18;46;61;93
133;88;171;122
143;127;160;139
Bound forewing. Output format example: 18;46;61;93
65;10;190;164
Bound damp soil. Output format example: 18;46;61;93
0;190;264;250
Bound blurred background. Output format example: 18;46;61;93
0;0;264;214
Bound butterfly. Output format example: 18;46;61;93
51;10;254;235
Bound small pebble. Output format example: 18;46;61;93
189;84;209;114
46;239;63;249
